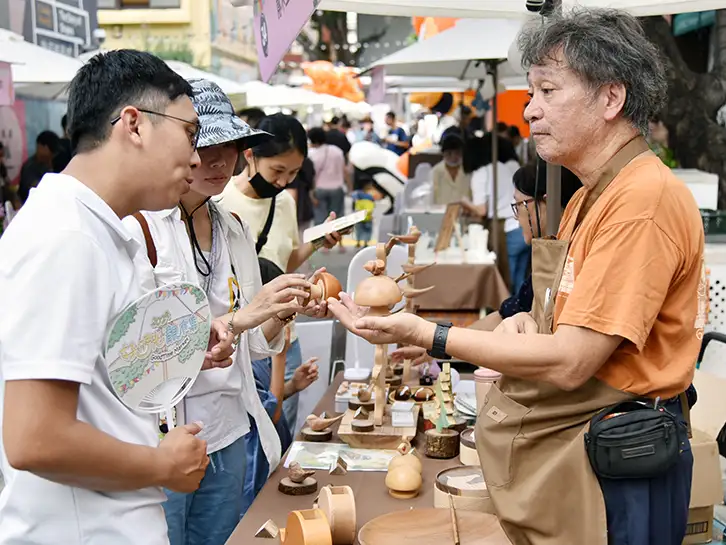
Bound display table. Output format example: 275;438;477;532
227;374;473;545
412;262;509;311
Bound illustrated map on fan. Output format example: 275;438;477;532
104;283;211;412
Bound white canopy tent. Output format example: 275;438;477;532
241;81;371;114
318;0;726;17
0;29;83;100
368;19;523;81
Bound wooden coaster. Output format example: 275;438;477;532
279;476;318;496
348;399;375;412
300;427;333;442
351;420;374;432
385;375;403;387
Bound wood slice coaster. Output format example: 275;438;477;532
358;508;510;545
348;399;375;412
300;427;333;442
351;420;374;432
424;428;460;459
385;375;403;387
279;476;318;496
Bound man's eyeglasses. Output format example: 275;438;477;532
511;197;535;218
110;108;200;150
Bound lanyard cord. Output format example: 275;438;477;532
179;198;212;278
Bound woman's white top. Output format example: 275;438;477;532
124;202;283;472
470;160;521;233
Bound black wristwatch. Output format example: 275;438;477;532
427;322;453;361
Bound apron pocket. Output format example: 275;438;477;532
475;384;531;488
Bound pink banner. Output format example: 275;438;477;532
253;0;317;83
0;62;14;107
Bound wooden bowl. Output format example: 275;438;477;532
358;508;510;545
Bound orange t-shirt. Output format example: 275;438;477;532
553;154;706;399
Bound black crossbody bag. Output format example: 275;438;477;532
584;399;683;480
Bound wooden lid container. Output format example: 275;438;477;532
459;427;480;466
433;466;493;513
316;485;357;545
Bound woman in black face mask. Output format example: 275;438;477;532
217;113;342;433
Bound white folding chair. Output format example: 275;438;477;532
343;243;408;372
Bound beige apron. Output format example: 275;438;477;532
475;137;652;545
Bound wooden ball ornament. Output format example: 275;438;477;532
388;453;423;474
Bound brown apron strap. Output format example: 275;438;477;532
132;212;157;268
679;391;692;439
563;136;652;241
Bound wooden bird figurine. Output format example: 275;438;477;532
305;413;345;432
363;259;386;276
288;462;315;484
357;385;373;402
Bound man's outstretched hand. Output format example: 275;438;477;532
327;292;435;347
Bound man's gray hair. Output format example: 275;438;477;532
517;8;667;134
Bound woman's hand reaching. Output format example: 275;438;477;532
231;274;311;333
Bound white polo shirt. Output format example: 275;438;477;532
0;174;167;545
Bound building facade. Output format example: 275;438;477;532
96;0;258;80
1;0;99;57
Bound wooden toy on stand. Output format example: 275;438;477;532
337;227;434;449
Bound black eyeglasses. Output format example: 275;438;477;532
110;108;200;150
511;197;535;218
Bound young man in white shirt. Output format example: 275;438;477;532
124;79;321;545
0;50;235;545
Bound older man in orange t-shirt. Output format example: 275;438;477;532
330;8;705;545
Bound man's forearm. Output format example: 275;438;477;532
420;323;573;389
9;419;168;492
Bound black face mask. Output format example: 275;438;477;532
249;171;285;199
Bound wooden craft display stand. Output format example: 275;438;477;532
338;226;432;450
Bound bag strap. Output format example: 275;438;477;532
255;196;276;255
132;212;157;268
679;391;692;439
